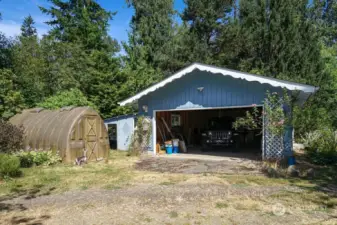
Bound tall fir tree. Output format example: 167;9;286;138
126;0;176;73
14;16;45;107
0;33;13;69
182;0;234;50
40;0;118;52
217;0;324;85
311;0;337;45
40;0;122;118
21;15;37;37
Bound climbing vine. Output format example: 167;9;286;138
128;116;152;156
233;90;293;136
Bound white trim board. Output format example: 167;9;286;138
154;104;263;112
120;63;318;106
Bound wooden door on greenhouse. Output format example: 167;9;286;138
84;116;99;161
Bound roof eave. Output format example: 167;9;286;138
119;63;318;106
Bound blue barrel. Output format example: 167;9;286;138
283;126;294;157
288;156;296;166
172;139;179;153
166;145;173;154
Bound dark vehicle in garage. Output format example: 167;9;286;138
201;116;236;150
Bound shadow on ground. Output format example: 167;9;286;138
1;184;54;225
288;155;336;198
261;155;337;209
294;165;337;197
10;215;51;225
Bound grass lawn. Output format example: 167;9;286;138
0;151;336;225
0;151;136;197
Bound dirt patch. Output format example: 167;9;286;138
1;181;335;225
135;157;262;174
1;154;336;225
1;183;287;209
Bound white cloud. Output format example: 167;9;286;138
0;19;49;38
0;20;21;37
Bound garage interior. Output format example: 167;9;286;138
155;107;262;159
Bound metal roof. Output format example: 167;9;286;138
120;63;318;106
104;113;138;123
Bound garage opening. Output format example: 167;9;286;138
155;106;263;160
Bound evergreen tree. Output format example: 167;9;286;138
182;0;234;49
40;38;83;95
0;33;14;69
40;0;123;118
0;69;24;119
311;0;337;45
217;0;323;84
267;0;323;83
21;15;37;37
12;36;46;107
305;0;337;129
126;0;176;73
13;16;44;107
40;0;118;51
122;36;163;94
0;0;334;130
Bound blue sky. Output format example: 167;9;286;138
0;0;185;44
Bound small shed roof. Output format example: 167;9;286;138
120;63;318;106
104;113;138;123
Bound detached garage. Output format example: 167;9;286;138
119;63;317;159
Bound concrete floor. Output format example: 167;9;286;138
158;146;261;162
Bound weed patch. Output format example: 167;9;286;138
215;202;228;209
169;211;178;218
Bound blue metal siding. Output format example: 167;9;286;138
139;70;283;116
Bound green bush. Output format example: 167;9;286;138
0;120;24;153
0;153;21;178
293;106;333;139
37;88;97;110
302;129;337;166
15;151;34;168
15;150;62;167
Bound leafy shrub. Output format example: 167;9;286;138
37;88;97;110
293;106;333;139
302;129;337;166
0;120;24;153
233;91;292;136
15;150;62;167
15;151;34;168
0;153;21;178
0;69;25;119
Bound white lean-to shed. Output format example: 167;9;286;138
104;114;136;151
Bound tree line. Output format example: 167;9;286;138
0;0;336;136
